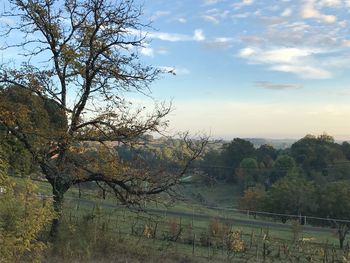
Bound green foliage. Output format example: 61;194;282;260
0;148;55;263
269;155;296;184
236;158;260;190
263;175;318;220
222;138;256;181
200;134;350;191
201;138;256;182
290;134;345;178
341;141;350;160
201;149;224;182
0;86;67;156
116;139;193;172
200;133;350;249
317;181;350;220
316;181;350;248
256;144;277;168
49;215;199;263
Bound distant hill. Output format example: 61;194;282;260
243;138;297;149
110;136;336;151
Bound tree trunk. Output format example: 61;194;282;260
49;184;68;238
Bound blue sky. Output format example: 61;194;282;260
1;0;350;140
134;0;350;140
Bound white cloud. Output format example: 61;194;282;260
320;0;342;7
257;47;319;63
148;31;190;42
259;16;286;25
140;46;154;57
255;81;303;90
239;47;256;57
301;0;337;23
321;15;337;23
177;17;187;23
202;15;220;24
270;64;332;79
193;29;206;41
232;10;261;18
204;8;231;23
281;8;292;17
342;40;350;47
157;47;169;55
146;29;205;42
238;46;332;79
204;37;235;49
151;11;171;21
203;0;222;6
239;47;319;63
338;20;348;28
233;0;254;9
235;0;350;80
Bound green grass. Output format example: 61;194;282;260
13;176;349;261
181;182;242;207
61;197;343;246
56;201;348;262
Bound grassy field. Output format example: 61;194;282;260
17;176;345;244
55;200;349;262
62;197;342;244
14;176;350;262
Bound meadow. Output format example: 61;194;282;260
28;178;349;263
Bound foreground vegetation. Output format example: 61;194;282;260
2;167;350;262
39;200;350;262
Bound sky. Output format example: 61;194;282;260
134;0;350;140
1;0;350;140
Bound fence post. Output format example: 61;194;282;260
263;242;266;262
332;245;336;263
222;234;225;256
192;207;194;228
192;233;195;256
208;236;211;260
323;248;328;263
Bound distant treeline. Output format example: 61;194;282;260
200;134;350;187
198;134;350;249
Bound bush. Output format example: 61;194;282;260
0;153;55;263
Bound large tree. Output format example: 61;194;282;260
0;0;206;236
221;138;255;182
263;174;318;223
317;181;350;249
290;134;345;178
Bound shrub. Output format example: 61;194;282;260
0;154;55;263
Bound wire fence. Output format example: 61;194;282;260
60;202;350;263
186;203;350;227
55;193;350;235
